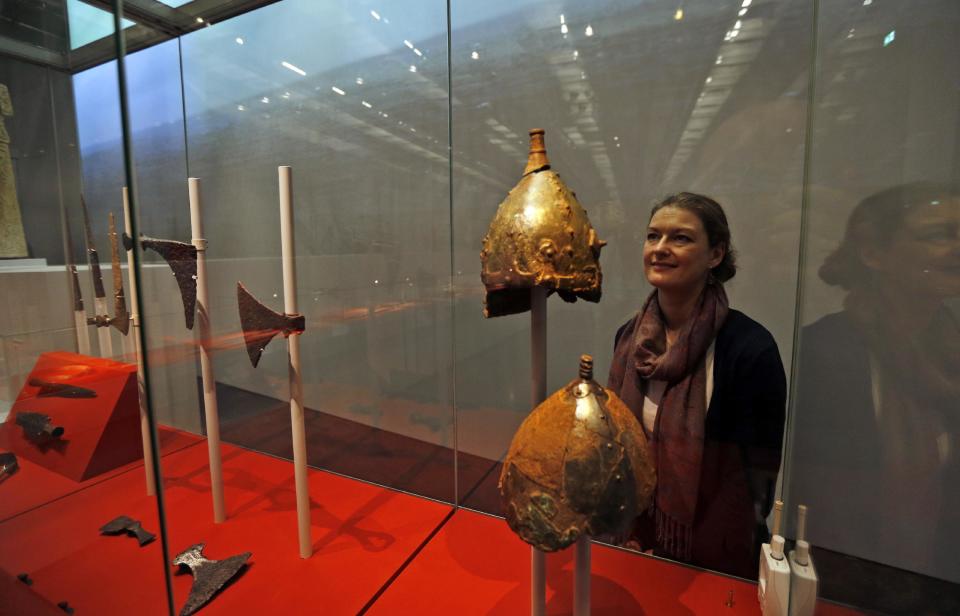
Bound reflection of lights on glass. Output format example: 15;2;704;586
361;100;372;108
585;25;594;36
560;23;569;34
237;105;245;111
370;10;381;20
409;65;417;72
374;280;379;285
616;143;621;148
716;55;723;64
356;77;364;85
863;0;872;5
331;86;345;95
741;0;752;7
560;14;565;24
282;61;306;76
734;20;742;29
410;127;416;132
261;97;269;103
705;76;712;84
883;30;895;46
674;8;684;21
282;92;290;99
471;51;480;60
382;112;389;118
196;17;204;23
414;48;423;57
573;49;579;59
931;200;940;205
739;8;747;16
404;40;414;49
235;37;244;45
614;136;619;141
847;28;855;38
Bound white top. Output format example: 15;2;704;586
641;342;715;434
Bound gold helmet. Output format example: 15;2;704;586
499;355;656;552
480;129;606;318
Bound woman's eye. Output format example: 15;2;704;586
675;235;691;243
646;232;659;242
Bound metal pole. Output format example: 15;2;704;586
530;286;547;616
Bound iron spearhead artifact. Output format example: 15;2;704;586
80;194;106;300
108;212;130;335
0;452;18;480
480;129;606;317
28;378;97;398
125;232;197;330
237;281;305;368
100;515;155;546
69;265;84;312
15;412;65;441
499;355;655;552
173;543;251;616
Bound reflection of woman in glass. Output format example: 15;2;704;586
791;182;960;582
608;192;786;578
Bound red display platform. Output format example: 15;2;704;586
0;440;452;615
2;351;141;482
368;508;862;616
0;426;199;523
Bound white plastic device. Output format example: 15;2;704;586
788;504;818;616
758;500;791;616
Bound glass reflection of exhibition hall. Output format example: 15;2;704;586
0;0;957;614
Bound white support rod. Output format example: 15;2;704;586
94;296;113;358
279;166;312;559
120;323;135;361
189;177;226;524
122;187;156;496
574;536;591;616
530;286;547;616
74;311;91;356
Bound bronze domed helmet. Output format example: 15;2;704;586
480;129;606;318
499;355;656;552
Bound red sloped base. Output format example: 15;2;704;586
0;426;199;523
3;351;141;482
0;569;65;616
367;508;863;616
0;440;452;616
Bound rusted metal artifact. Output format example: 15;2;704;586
499;355;655;552
15;412;65;441
480;129;606;317
107;213;130;335
28;378;96;398
125;232;198;330
173;543;251;616
236;281;305;368
100;515;155;546
0;452;18;480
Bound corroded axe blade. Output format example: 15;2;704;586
124;232;198;330
108;213;130;335
237;282;305;368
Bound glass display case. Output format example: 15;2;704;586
0;0;957;614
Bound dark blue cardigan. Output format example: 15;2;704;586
612;309;787;579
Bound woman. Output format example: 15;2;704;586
608;192;786;579
790;181;960;591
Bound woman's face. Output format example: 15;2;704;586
643;206;724;293
865;196;960;298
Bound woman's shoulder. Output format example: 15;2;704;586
613;313;640;349
716;309;780;359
